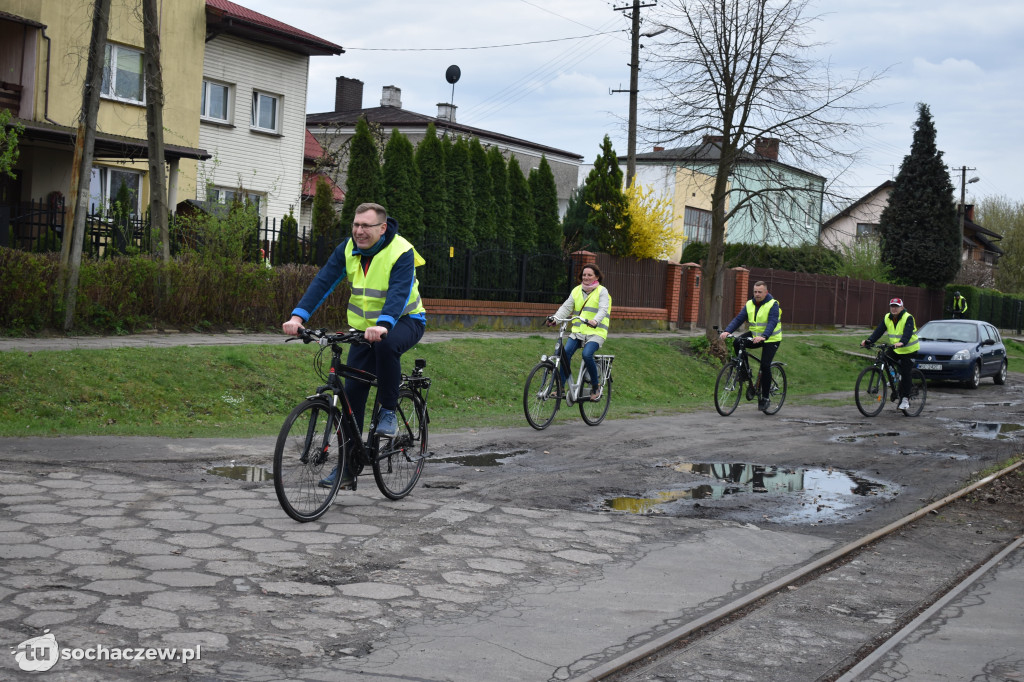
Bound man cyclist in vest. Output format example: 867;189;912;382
718;281;781;413
282;203;426;488
861;297;919;411
952;291;968;319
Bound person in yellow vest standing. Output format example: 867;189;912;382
548;264;611;401
861;297;919;411
952;291;968;319
283;203;426;488
718;281;782;413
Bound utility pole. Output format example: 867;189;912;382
63;0;111;331
613;0;657;189
954;165;978;268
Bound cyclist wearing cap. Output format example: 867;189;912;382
861;297;919;411
952;291;968;319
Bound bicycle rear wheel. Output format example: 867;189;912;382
524;361;561;430
273;398;347;522
579;374;611;425
855;366;887;417
762;363;787;415
373;388;427;500
714;362;743;416
902;369;927;417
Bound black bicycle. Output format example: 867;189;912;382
713;329;787;416
855;342;926;417
273;328;431;522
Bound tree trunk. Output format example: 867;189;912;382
142;0;168;263
63;0;111;331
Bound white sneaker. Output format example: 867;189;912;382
898;397;910;410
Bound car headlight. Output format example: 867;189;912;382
951;349;970;361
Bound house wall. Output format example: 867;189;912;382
5;0;204;205
197;34;309;220
819;188;892;250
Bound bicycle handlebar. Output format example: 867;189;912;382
288;328;377;346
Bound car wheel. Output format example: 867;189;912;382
994;360;1007;385
964;362;981;389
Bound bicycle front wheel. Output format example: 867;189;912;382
714;362;743;416
524;362;561;430
273;398;347;522
762;363;787;415
902;369;927;417
855;366;887;417
373;388;427;500
579;374;611;425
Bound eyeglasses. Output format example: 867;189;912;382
889;304;901;307
352;221;384;231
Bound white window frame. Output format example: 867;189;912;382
200;79;232;123
207;186;262;214
89;166;143;217
856;223;879;240
101;43;145;104
250;90;280;133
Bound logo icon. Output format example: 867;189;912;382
12;630;59;672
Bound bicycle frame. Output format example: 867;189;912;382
869;344;903;396
544;317;608;404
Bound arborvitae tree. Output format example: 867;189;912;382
311;176;335;243
340;117;385;228
469;138;497;243
529;155;561;252
878;103;959;288
446;136;477;246
275;209;300;264
415;122;449;242
507;154;536;251
383;129;425;244
487;145;511;247
583;135;631;256
561;184;590;251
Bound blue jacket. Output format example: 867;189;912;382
290;217;426;331
724;293;780;340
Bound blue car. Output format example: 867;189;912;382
914;319;1008;389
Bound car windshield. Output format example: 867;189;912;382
918;322;978;343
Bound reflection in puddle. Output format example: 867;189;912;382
831;432;901;444
435;450;527;467
207;465;272;481
605;462;889;520
963;422;1024;440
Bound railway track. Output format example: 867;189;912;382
574;459;1024;682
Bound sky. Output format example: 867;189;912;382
238;0;1024;212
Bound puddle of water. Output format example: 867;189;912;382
962;422;1024;440
604;462;890;521
830;432;901;444
207;465;272;481
435;450;527;467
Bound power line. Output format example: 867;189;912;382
345;31;620;51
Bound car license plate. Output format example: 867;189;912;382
917;363;941;371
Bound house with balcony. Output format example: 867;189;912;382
629;137;826;260
306;77;583;217
0;0;340;250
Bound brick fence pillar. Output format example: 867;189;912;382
570;250;597;281
733;267;750;318
681;262;702;325
664;261;683;330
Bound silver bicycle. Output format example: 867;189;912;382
523;315;614;429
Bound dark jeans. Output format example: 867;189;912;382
345;316;425;433
561;337;601;388
885;348;914;398
750;339;780;400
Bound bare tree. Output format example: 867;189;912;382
640;0;883;342
142;0;168;263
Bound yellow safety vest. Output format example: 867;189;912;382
745;298;782;342
954;296;967;314
570;285;611;340
344;235;426;330
884;312;919;354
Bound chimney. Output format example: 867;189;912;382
702;135;724;146
754;137;780;160
653;146;664;152
334;76;363;112
965;204;975;223
381;85;402;108
436;103;457;123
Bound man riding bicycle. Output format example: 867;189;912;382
861;297;919;411
718;281;782;413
